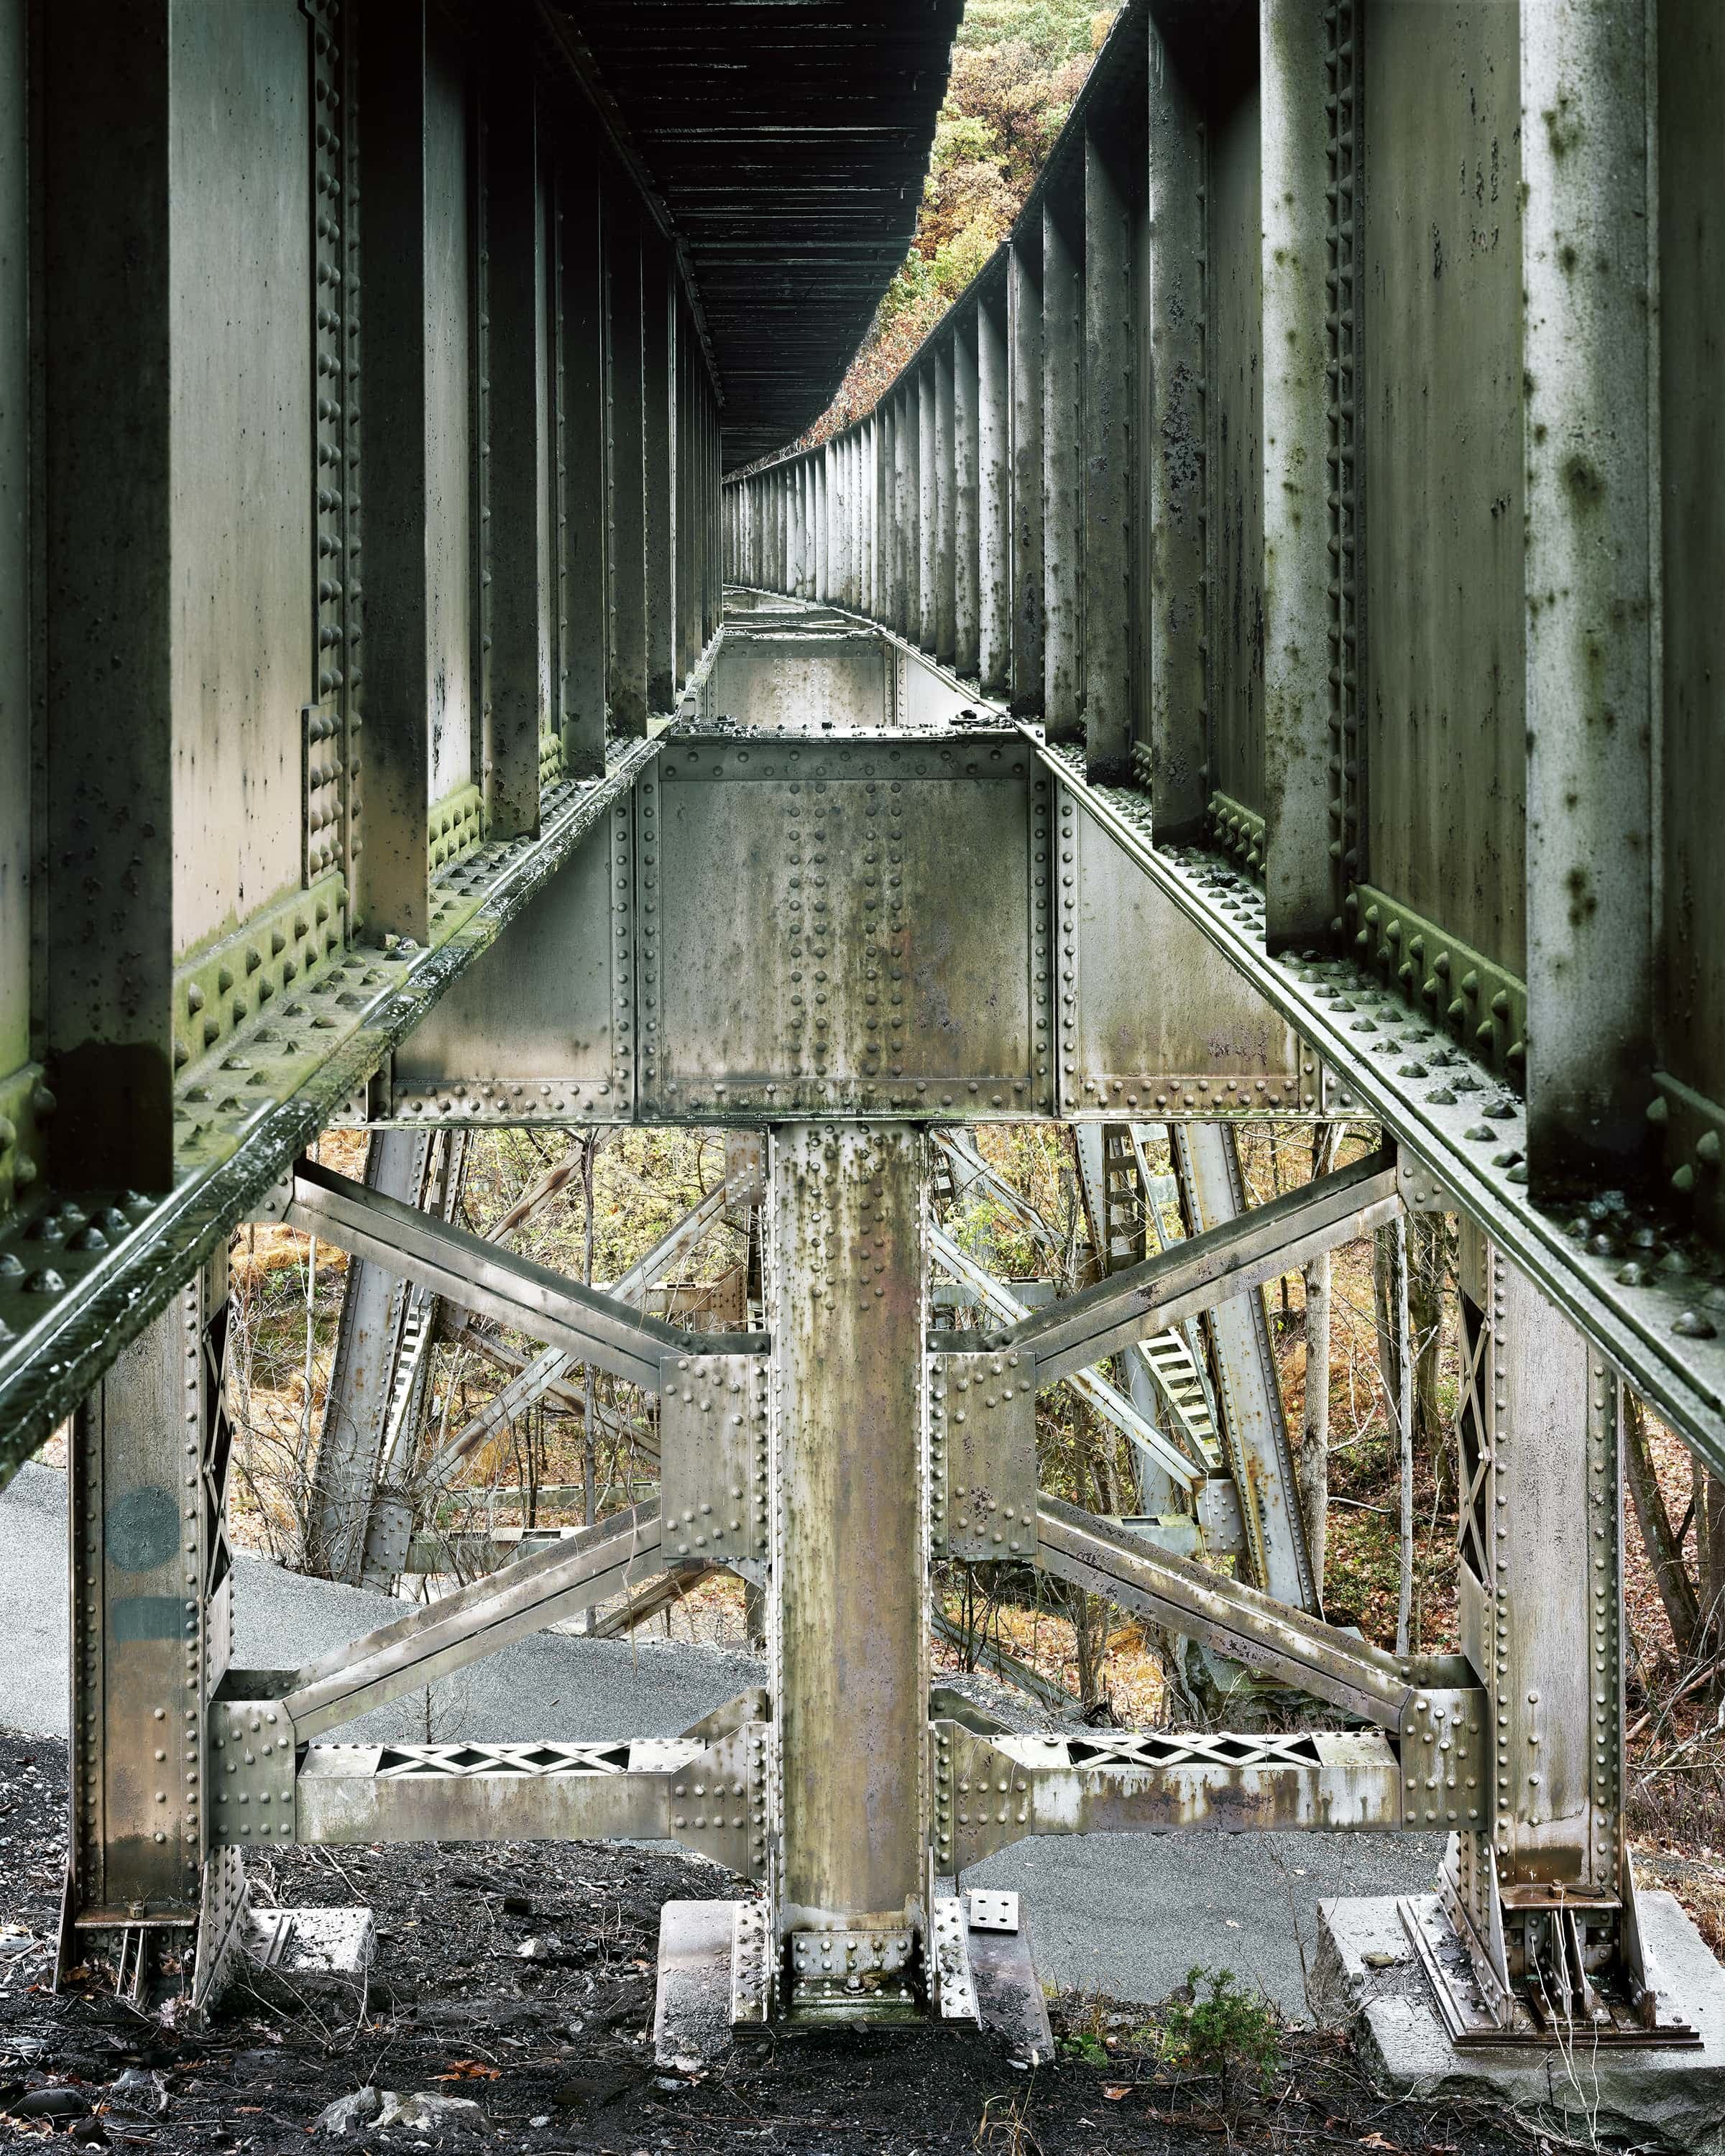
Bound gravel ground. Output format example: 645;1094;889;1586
0;1461;1443;2021
0;1732;1545;2156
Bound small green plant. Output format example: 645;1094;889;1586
1155;1966;1282;2090
1057;2029;1108;2066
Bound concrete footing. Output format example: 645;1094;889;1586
1314;1894;1725;2152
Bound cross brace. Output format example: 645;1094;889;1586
283;1158;764;1390
990;1149;1402;1382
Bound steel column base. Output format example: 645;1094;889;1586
652;1894;1052;2062
1314;1897;1725;2148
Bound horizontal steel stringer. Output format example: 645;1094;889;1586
932;1720;1410;1869
254;1503;671;1740
284;1158;766;1391
1034;1494;1483;1753
987;1148;1402;1384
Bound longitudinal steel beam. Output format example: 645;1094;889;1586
1056;767;1725;1478
275;1503;667;1740
284;1158;761;1391
0;747;654;1483
934;1722;1403;1870
987;1151;1400;1384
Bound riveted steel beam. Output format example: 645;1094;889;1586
930;1224;1200;1494
0;746;650;1485
288;1723;768;1876
933;1721;1406;1871
988;1149;1399;1385
1057;765;1725;1477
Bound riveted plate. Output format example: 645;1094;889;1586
660;1352;769;1565
388;805;633;1123
210;1697;299;1848
1052;778;1312;1118
929;1349;1036;1560
966;1888;1019;1933
638;731;1053;1118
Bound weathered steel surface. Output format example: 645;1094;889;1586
1172;1121;1315;1611
389;801;634;1121
936;1723;1404;1870
638;733;1052;1118
67;1271;232;1927
293;1727;763;1876
1056;779;1311;1114
1036;1492;1387;1724
1363;2;1524;980
772;1125;927;1954
310;1131;431;1585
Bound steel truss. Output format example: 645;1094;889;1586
51;1106;1678;2058
8;0;1724;2089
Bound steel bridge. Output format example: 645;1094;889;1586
3;0;1724;2106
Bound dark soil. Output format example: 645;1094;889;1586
0;1732;1550;2154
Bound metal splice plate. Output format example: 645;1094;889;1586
966;1889;1020;1933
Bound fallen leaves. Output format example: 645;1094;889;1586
434;2060;502;2083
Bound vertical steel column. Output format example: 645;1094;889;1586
934;340;957;665
642;236;674;714
1083;126;1133;781
355;1;437;943
607;210;648;733
954;317;980;680
828;442;844;607
814;450;827;602
1009;233;1046;711
1144;24;1209;835
561;140;607;775
310;1129;433;1584
41;0;175;1181
770;1126;928;2009
1522;0;1656;1183
485;42;546;837
891;392;911;635
978;290;1011;695
65;1265;236;1967
916;367;937;650
1259;1;1333;944
1171;1123;1317;1612
1450;1227;1629;2007
1042;193;1083;741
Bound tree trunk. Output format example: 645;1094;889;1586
1623;1391;1699;1662
1406;1212;1448;1471
1698;1459;1725;1656
1297;1123;1343;1600
1382;1213;1414;1657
